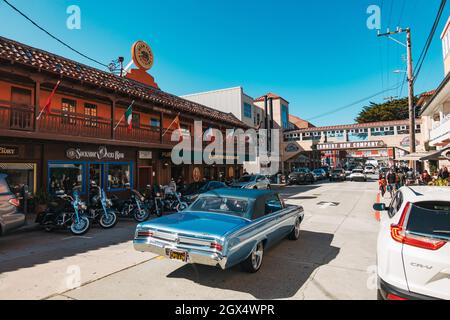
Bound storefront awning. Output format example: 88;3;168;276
420;145;450;161
396;152;436;161
396;145;450;161
0;163;35;170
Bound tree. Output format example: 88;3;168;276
355;97;419;124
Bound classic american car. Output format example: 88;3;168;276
134;189;304;273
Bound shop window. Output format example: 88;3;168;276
62;98;77;125
0;163;36;194
48;162;84;194
150;118;161;128
107;163;131;190
132;113;140;129
84;103;98;127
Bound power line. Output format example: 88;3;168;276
1;0;110;69
413;0;447;83
306;81;405;121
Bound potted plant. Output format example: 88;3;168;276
34;190;50;214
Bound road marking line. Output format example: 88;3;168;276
374;193;381;221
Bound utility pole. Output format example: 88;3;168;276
378;28;416;156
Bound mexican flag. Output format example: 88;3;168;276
125;106;133;132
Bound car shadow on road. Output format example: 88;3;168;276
166;230;340;299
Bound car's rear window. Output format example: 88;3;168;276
0;176;12;195
190;196;249;218
407;202;450;238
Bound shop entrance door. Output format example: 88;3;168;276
89;163;104;190
138;167;153;190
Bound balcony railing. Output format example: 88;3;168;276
430;113;450;142
39;111;111;139
0;105;177;146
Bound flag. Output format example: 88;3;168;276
125;105;133;132
162;113;182;139
37;80;61;120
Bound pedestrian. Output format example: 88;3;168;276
378;174;387;197
386;170;397;197
421;170;432;185
439;166;449;180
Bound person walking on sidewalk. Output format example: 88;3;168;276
378;174;387;197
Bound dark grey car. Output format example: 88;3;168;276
0;174;26;236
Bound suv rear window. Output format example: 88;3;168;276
407;202;450;238
0;176;12;195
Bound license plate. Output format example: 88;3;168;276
169;250;188;262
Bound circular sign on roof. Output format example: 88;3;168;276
131;41;154;71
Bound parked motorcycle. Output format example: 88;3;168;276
111;189;150;223
157;185;188;213
36;188;90;236
87;185;118;229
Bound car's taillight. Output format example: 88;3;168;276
390;202;446;251
210;242;223;251
8;198;20;207
137;230;154;238
387;293;408;301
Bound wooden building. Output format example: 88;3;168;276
0;37;249;197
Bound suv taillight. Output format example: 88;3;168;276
8;198;20;207
391;202;446;251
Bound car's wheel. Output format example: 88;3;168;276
288;218;301;241
241;242;264;273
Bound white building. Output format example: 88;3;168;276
419;16;450;169
182;87;277;175
182;87;261;128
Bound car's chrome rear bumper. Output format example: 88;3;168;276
134;238;228;269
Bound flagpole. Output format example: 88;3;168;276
36;80;61;120
113;100;135;131
162;112;181;137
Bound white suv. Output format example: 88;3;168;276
374;186;450;300
364;166;376;175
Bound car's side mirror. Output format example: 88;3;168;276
373;203;388;211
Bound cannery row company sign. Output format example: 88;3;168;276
316;141;386;151
66;146;125;161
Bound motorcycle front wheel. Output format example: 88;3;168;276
133;208;150;223
176;202;188;212
70;216;90;236
99;210;118;229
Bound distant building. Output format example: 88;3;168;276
289;114;316;130
283;119;424;169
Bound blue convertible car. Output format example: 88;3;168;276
134;189;304;273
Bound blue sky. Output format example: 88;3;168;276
0;0;449;126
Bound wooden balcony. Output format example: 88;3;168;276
0;105;178;147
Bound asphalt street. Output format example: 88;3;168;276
0;177;381;300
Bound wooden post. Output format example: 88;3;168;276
34;79;40;132
111;99;116;140
160;111;164;143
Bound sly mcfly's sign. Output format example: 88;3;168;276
66;146;125;161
